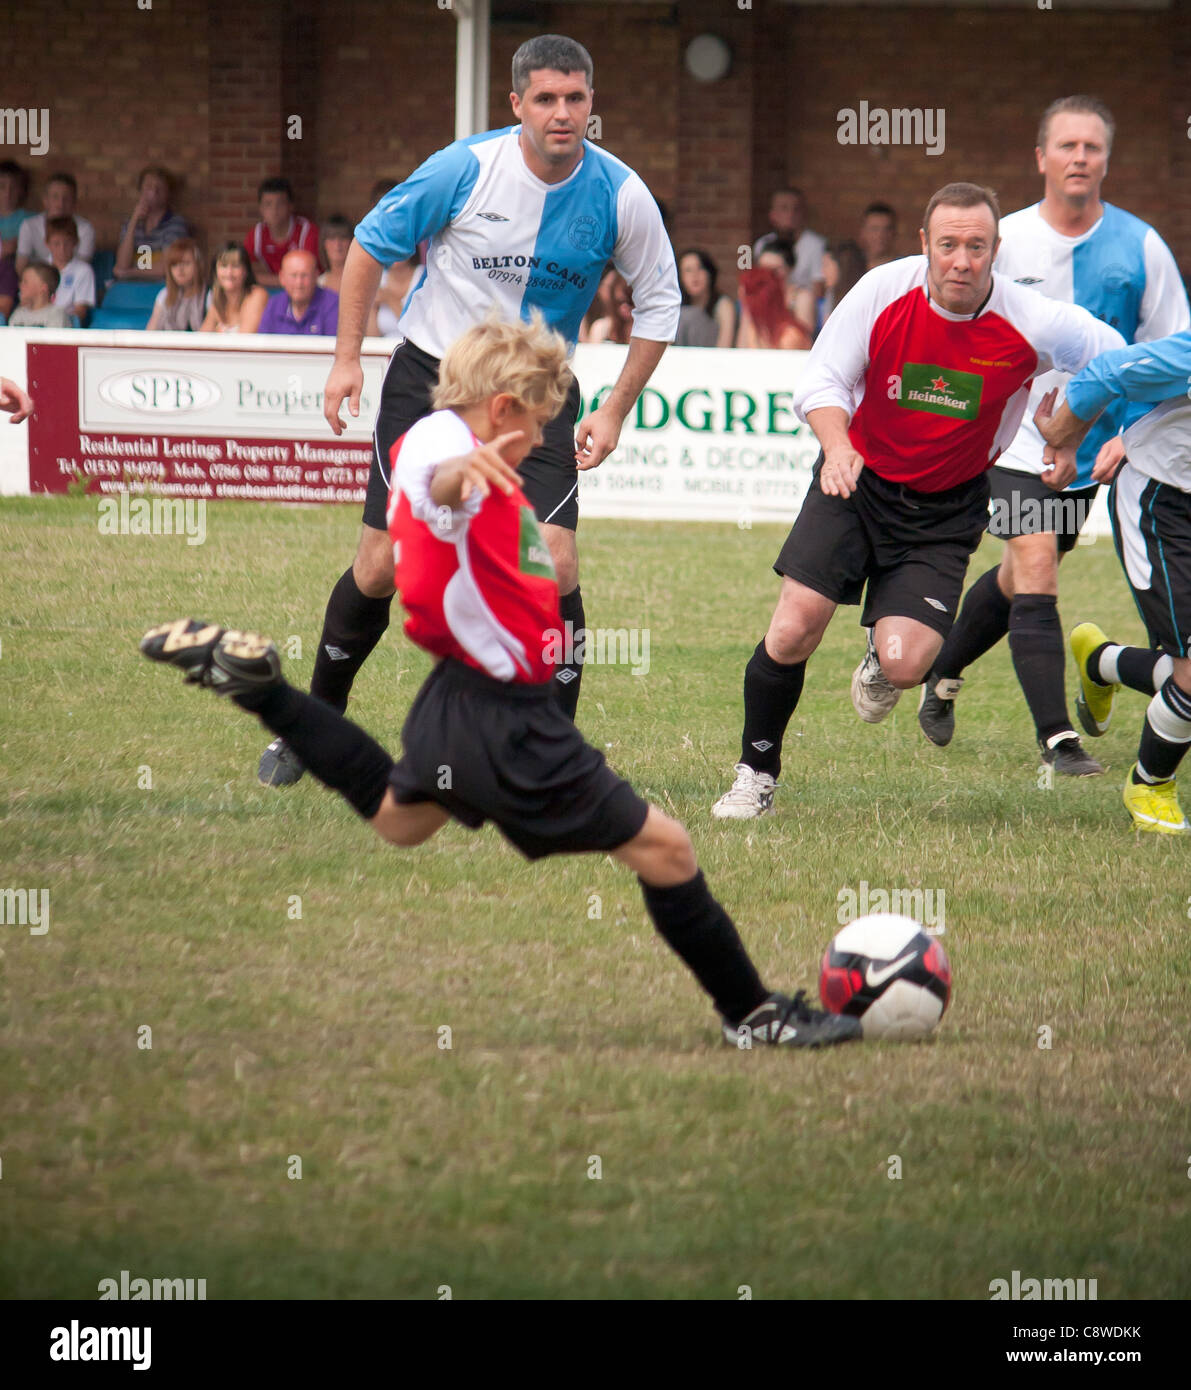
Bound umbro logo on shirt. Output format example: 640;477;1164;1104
477;212;509;222
1014;276;1044;285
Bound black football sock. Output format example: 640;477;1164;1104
639;870;768;1025
933;566;1011;680
1008;593;1071;744
234;680;394;819
1092;642;1173;696
553;585;584;721
1134;676;1191;784
309;566;394;713
739;640;805;777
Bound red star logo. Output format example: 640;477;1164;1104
930;375;951;392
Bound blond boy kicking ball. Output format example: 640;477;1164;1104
139;316;857;1049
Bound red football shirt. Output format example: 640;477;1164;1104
793;257;1125;492
386;410;560;684
245;216;319;275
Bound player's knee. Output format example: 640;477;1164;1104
882;655;930;689
354;528;396;598
767;605;822;663
644;812;697;882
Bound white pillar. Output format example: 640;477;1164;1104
453;0;491;141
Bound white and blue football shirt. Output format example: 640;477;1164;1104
994;201;1189;487
354;126;680;359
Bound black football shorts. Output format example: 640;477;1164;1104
362;339;583;532
387;658;650;860
774;455;990;637
987;465;1099;556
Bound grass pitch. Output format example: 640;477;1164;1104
1;495;1188;1300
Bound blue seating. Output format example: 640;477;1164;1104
91;249;116;293
88;307;153;331
99;280;164;312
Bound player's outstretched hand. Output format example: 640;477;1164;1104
430;433;524;510
1092;435;1127;484
0;377;33;424
820;444;865;499
324;359;364;436
574;402;623;471
1040;444;1078;490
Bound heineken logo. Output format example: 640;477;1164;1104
899;363;983;420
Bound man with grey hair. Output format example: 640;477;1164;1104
259;33;679;788
917;96;1189;775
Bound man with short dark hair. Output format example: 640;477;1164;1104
917;98;1189;774
245;177;319;289
711;182;1124;819
257;32;679;789
754;186;826;297
858;201;897;270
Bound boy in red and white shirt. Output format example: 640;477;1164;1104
138;317;858;1049
244;177;319;288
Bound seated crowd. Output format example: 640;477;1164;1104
0;160;898;348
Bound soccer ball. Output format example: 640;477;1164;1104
819;913;951;1041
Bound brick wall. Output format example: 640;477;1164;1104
0;0;1187;287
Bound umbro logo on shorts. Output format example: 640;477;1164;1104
751;739;774;751
324;645;350;660
477;212;509;222
555;667;578;684
924;597;948;612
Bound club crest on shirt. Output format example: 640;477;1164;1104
898;363;984;420
567;214;599;252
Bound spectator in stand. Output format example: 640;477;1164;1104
16;173;95;272
368;252;421;338
674;248;735;348
0;160;31;260
145;239;206;331
318;216;353;295
9;264;71;327
200;243;269;334
820;238;867;324
586;268;634;345
737;257;812;351
753;186;826;301
0;256;17;319
245;177;319;289
257;249;338;336
113;166;192;281
46;217;95;326
857;201;898;270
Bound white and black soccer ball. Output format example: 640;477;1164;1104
819;913;951;1041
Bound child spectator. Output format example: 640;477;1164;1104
46;217;95;326
0;160;31;260
244;178;318;289
114;166;192;281
9;264;72;327
200;243;269;334
318;215;353;295
16;173;95;272
674;248;735;348
586;268;633;345
257;249;338;335
146;238;206;331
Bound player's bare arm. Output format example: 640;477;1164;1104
805;405;865;498
428;434;524;509
0;377;33;424
324;240;386;435
574;336;666;470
